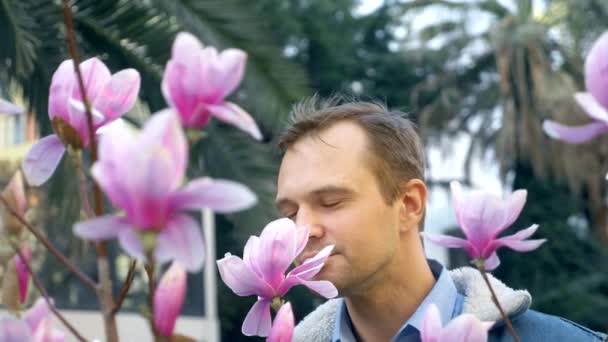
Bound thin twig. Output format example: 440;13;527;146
0;195;97;290
70;151;95;218
145;262;161;342
112;260;138;315
10;240;89;342
477;265;520;342
61;3;118;341
61;0;106;240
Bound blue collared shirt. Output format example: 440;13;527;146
332;260;464;342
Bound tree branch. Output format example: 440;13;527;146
0;195;97;291
111;259;137;315
9;240;89;342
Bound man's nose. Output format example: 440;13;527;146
295;208;324;240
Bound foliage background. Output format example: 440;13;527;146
0;0;607;340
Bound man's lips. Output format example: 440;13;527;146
298;249;337;264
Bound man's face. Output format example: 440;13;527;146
276;121;403;295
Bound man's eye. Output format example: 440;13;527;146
321;201;341;208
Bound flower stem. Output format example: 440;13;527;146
112;259;138;315
0;195;97;291
145;259;161;342
69;149;94;218
61;2;117;341
476;263;520;342
9;239;88;341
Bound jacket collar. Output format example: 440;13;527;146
293;266;532;341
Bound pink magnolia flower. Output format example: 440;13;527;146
0;317;32;341
423;181;545;271
74;110;257;272
162;32;262;140
154;262;187;337
420;304;493;342
0;99;23;115
217;218;337;337
13;244;31;304
0;298;65;342
24;298;65;342
267;302;294;342
1;171;26;237
543;32;608;143
22;57;141;186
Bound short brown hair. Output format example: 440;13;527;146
278;96;425;205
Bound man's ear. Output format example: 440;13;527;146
398;178;427;233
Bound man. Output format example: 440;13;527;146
275;97;607;342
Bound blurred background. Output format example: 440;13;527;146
1;0;607;340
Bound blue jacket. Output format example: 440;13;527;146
293;267;607;341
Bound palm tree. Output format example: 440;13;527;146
0;0;309;236
0;2;309;333
402;0;608;242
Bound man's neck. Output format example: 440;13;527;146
343;243;435;342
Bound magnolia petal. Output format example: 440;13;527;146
2;260;20;312
294;225;310;258
73;57;111;103
439;314;490;342
287;245;334;281
279;245;335;295
487;224;545;256
14;244;30;304
242;299;272;337
170;177;257;213
67;98;105;136
32;317;65;342
48;60;76;121
171;32;204;65
91;124;137;211
216;255;275;298
258;218;299;288
22;135;66;186
139;109;187;189
154;262;187;338
73;215;129;240
162;61;199;122
542;120;608;144
23;298;51;331
207;102;263;140
243;236;264;279
501;190;527;231
494;236;546;253
422;233;471;250
94;69;141;123
483;252;501;271
575;92;608;123
0;99;23;115
267;302;294;342
0;317;33;341
155;214;205;272
118;229;146;261
584;32;608;109
3;171;26;216
296;279;338;298
213;48;247;99
420;304;441;342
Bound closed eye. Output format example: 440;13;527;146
321;201;341;208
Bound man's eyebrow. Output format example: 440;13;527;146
275;185;356;208
310;185;355;197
